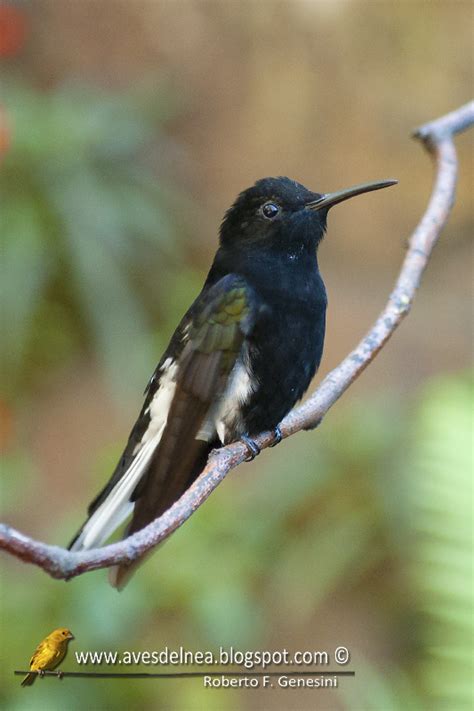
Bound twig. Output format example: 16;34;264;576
1;102;473;580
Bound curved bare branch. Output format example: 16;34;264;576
1;101;473;580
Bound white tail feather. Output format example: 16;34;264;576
70;359;179;552
70;434;161;551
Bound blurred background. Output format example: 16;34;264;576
1;1;472;709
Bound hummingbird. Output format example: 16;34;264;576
69;176;397;588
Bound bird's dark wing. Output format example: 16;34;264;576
69;274;261;585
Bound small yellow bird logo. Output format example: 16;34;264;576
21;628;74;686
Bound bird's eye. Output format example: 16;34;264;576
261;202;280;219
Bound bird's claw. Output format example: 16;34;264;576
241;435;261;461
38;670;45;678
56;670;64;680
241;427;282;459
269;426;283;447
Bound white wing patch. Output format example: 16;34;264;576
70;358;179;551
196;352;254;445
134;358;178;454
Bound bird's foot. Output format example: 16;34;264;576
269;426;283;447
38;670;46;678
56;670;64;680
241;435;261;461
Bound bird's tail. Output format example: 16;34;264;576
69;368;219;589
108;437;213;589
21;672;36;686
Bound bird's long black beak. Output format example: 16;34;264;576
307;179;398;211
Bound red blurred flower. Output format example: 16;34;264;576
0;4;27;57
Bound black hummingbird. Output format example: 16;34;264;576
69;176;397;587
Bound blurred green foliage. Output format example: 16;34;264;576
1;81;188;400
408;375;473;710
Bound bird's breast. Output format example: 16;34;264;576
234;267;327;437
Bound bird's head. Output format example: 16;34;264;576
219;176;397;255
50;628;75;643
